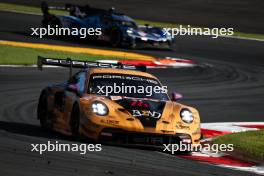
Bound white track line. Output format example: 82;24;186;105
201;122;264;133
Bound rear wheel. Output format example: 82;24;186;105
110;28;122;47
42;15;61;28
37;92;52;129
70;103;80;137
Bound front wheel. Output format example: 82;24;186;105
70;103;80;137
110;28;122;47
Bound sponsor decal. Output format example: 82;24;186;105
130;101;149;108
176;122;190;130
100;119;119;126
132;110;161;119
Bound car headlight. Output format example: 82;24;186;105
141;37;148;41
126;28;135;36
126;29;133;34
180;108;194;123
92;101;109;116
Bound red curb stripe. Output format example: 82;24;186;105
236;125;264;129
118;58;195;67
180;155;256;167
156;58;195;64
119;60;157;66
201;128;232;138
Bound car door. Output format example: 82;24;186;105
53;71;87;128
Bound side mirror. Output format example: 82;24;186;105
171;92;183;102
67;84;78;93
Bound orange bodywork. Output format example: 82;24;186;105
44;68;201;145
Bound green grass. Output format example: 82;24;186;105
0;2;264;40
0;2;66;15
0;45;120;65
213;130;264;161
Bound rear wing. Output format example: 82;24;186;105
37;56;146;77
41;2;116;16
41;2;70;13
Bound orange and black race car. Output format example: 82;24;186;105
37;56;201;146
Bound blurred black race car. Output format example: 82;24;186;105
41;2;173;49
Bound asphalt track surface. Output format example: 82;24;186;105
2;0;264;34
0;11;264;176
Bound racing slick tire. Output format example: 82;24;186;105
110;28;122;47
41;1;61;28
37;91;52;129
129;40;137;49
168;40;175;50
70;103;80;137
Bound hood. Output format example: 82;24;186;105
113;97;166;128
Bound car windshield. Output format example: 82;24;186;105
115;20;138;28
88;73;169;100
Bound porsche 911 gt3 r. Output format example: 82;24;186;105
37;56;200;146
